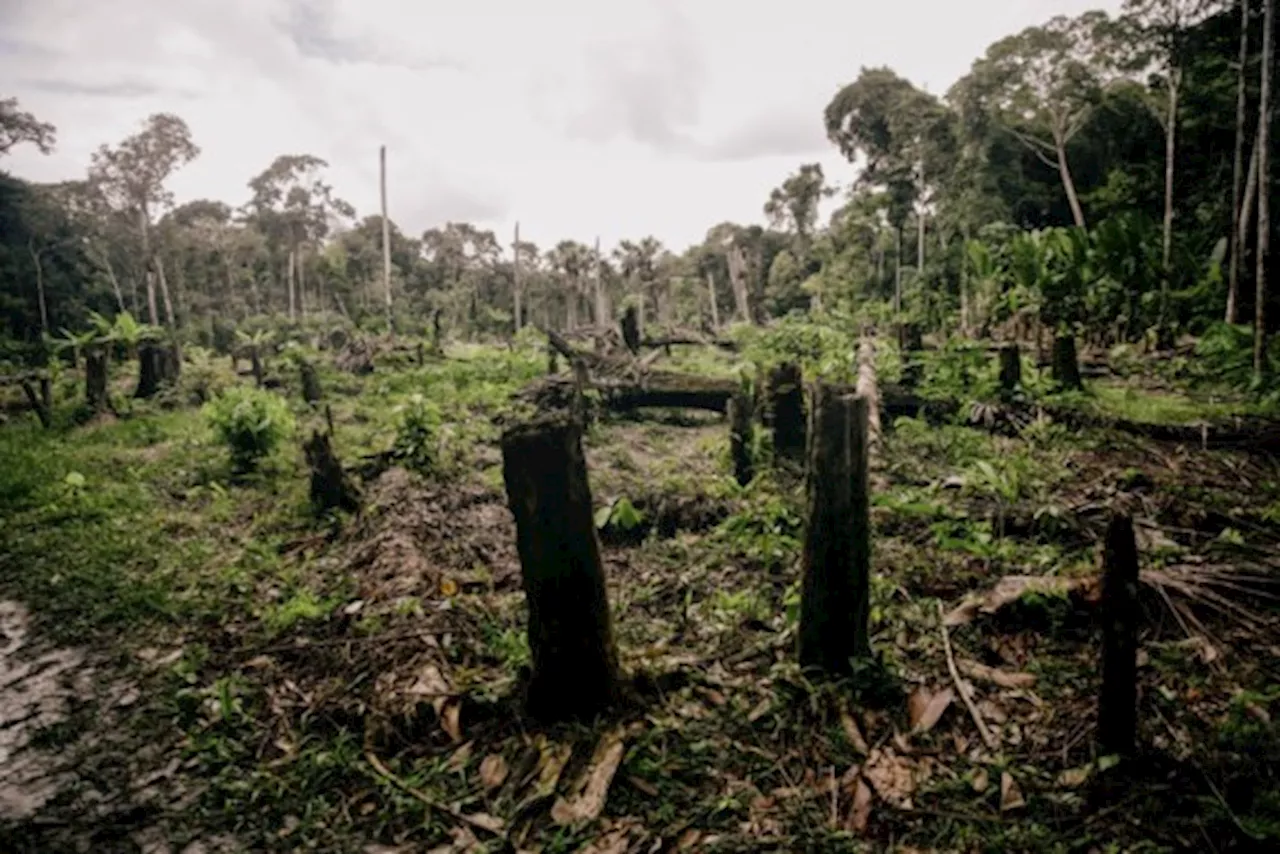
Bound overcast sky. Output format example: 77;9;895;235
1;0;1120;253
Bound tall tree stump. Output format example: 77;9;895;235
304;430;361;514
250;347;265;388
85;350;109;413
1098;514;1140;756
1052;334;1083;391
898;323;923;388
502;416;619;720
300;360;323;406
728;391;754;487
998;344;1022;396
21;379;51;428
135;343;162;398
798;387;872;674
621;305;641;355
767;362;806;463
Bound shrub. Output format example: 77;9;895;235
391;393;441;473
204;386;295;472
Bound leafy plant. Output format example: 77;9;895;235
204;386;295;472
391;393;441;474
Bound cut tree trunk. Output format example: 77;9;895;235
135;343;162;399
85;350;108;412
768;362;806;463
501;416;619;721
621;306;641;355
1098;514;1140;756
300;360;322;405
250;347;264;388
706;272;720;330
728;391;754;487
304;429;361;514
1051;334;1083;391
898;322;923;388
1228;0;1251;324
1256;0;1274;379
998;344;1022;397
798;387;871;674
20;379;51;428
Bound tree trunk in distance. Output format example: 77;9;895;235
1051;334;1083;391
767;362;806;463
1228;0;1251;324
304;430;361;514
145;270;160;327
250;346;264;388
1098;513;1140;756
621;305;640;355
135;342;161;399
380;145;393;334
85;349;108;412
706;272;721;330
501;415;619;721
29;242;48;336
799;387;871;675
1255;0;1274;380
728;391;754;487
898;322;923;388
514;222;523;334
1055;131;1087;230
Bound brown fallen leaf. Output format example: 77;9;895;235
958;659;1037;689
459;812;504;834
908;686;954;734
1057;765;1092;788
844;777;873;833
446;741;474;772
579;828;630;854
626;774;658;797
863;748;917;810
840;701;870;754
479;754;508;790
551;727;626;825
1000;772;1026;811
440;697;463;743
971;767;989;793
677;829;702;850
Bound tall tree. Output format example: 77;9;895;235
1256;0;1274;377
955;12;1114;229
1228;0;1252;322
88;113;200;328
0;97;56;157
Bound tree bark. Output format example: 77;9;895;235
1052;334;1083;391
1228;0;1252;324
156;256;176;330
593;236;607;327
380;145;393;333
998;344;1022;397
21;379;51;428
304;429;360;514
1055;128;1087;230
135;342;161;399
287;248;296;322
85;349;108;412
1098;514;1140;756
1256;0;1274;379
798;387;871;674
28;241;48;336
621;305;640;355
894;225;904;315
300;359;322;405
501;416;619;720
767;362;806;463
145;269;160;327
514;222;523;334
706;272;721;330
1161;72;1180;278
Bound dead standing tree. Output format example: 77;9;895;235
767;362;806;463
501;415;620;720
1098;513;1140;756
798;387;872;674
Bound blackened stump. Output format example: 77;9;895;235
501;416;619;720
728;392;754;487
135;343;162;398
621;305;641;355
798;387;872;675
998;344;1022;396
304;430;361;514
300;360;323;405
768;362;806;463
21;379;50;428
1099;514;1140;756
1052;334;1083;391
85;350;108;412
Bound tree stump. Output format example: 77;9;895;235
159;344;182;384
135;343;162;399
501;416;619;720
898;323;923;389
431;308;444;356
20;379;51;428
798;387;871;675
998;344;1022;396
300;360;323;406
250;347;264;388
767;362;806;463
728;391;754;487
39;376;52;412
1052;334;1083;391
621;305;641;355
85;350;109;412
1098;513;1140;756
303;430;361;514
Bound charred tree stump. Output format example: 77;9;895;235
85;350;109;412
416;341;425;366
300;360;323;406
898;323;923;389
1098;514;1140;756
501;416;619;720
998;344;1022;397
304;430;361;514
767;362;806;463
798;387;872;674
621;306;641;355
431;308;444;356
135;343;162;398
1052;334;1083;391
39;376;52;412
21;379;51;428
728;391;754;487
571;358;591;426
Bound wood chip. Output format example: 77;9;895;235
971;767;989;793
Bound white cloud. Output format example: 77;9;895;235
0;0;1121;254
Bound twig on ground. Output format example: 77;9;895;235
364;748;507;838
938;601;998;750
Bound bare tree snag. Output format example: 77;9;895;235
501;416;619;720
380;145;393;333
250;346;265;388
1099;514;1140;756
1051;334;1083;391
304;429;361;514
728;391;754;487
706;272;721;330
767;362;806;463
856;338;881;455
998;344;1022;397
431;308;444;356
300;360;322;405
85;350;108;412
798;387;871;674
20;379;51;428
621;306;641;355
